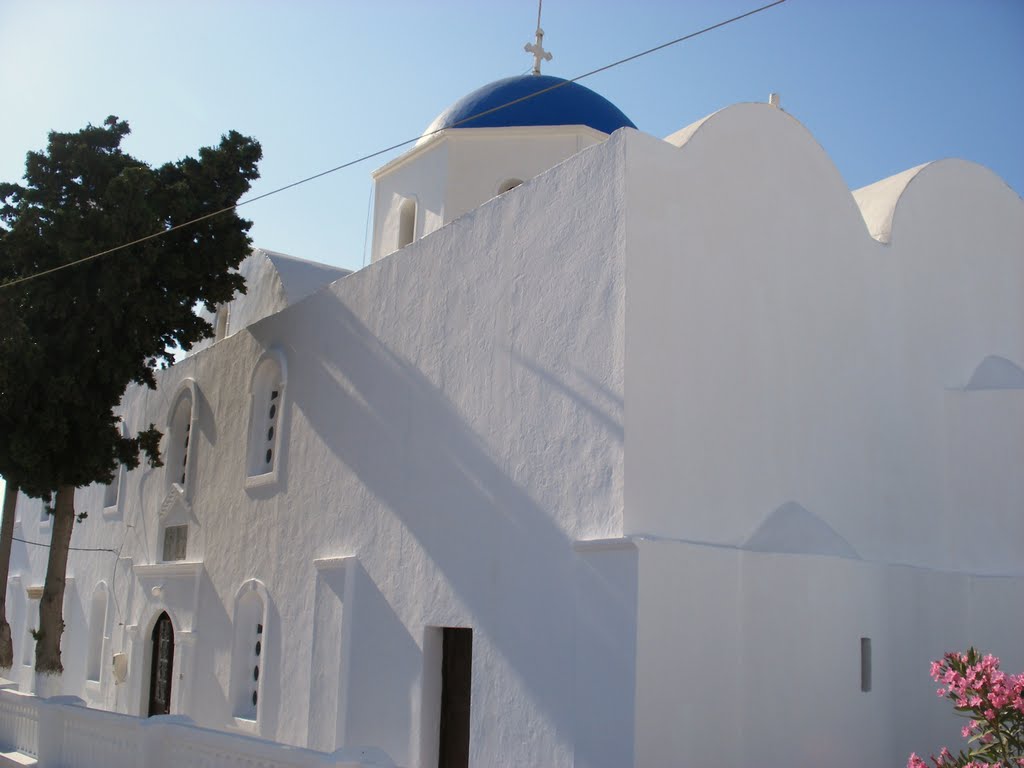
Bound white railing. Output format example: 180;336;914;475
0;688;393;768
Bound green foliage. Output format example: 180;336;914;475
0;116;261;498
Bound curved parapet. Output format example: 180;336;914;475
625;102;1024;574
853;159;1022;244
851;164;929;243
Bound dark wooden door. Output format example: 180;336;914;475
148;612;175;716
438;627;472;768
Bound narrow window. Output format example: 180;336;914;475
166;388;195;494
231;586;267;721
148;612;175;717
247;353;286;484
438;627;472;768
162;525;189;562
398;198;416;249
86;585;108;682
860;637;872;692
497;178;523;195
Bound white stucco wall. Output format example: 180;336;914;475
16;128;628;768
633;539;1024;768
4;102;1020;768
624;105;1024;576
371;126;607;263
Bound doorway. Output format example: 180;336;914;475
437;627;472;768
148;612;175;716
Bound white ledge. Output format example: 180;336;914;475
133;561;204;579
313;556;355;572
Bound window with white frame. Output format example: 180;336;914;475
230;582;268;723
397;197;416;250
162;524;189;562
246;352;286;485
166;384;196;496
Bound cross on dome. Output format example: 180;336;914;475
524;12;557;75
524;28;553;75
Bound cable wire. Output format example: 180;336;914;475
13;535;118;553
0;0;786;291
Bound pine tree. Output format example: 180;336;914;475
0;117;261;676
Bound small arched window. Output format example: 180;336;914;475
166;382;196;496
246;351;287;486
497;178;523;195
86;583;108;682
397;198;417;250
230;581;268;724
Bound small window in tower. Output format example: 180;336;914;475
497;178;523;195
398;198;417;249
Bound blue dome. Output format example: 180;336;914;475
423;75;636;137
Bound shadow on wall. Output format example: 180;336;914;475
509;351;624;444
965;355;1024;391
258;284;626;759
741;501;860;559
186;571;231;728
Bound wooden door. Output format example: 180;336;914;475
148;612;175;716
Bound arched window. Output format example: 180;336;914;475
86;583;108;682
148;612;175;717
166;383;196;496
230;581;268;723
246;352;287;486
397;198;417;250
497;178;523;195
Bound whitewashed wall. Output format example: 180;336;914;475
625;105;1024;575
371;126;606;262
17;126;629;768
3;103;1020;768
633;540;1024;767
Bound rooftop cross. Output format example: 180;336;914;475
524;0;553;75
524;29;553;75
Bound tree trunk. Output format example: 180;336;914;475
35;484;74;676
0;483;17;671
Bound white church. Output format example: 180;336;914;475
2;54;1023;768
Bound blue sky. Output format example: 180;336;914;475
0;0;1022;501
1;0;1021;275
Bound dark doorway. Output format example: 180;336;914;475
438;627;472;768
148;612;175;716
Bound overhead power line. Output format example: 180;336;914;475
13;535;118;553
0;0;786;291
